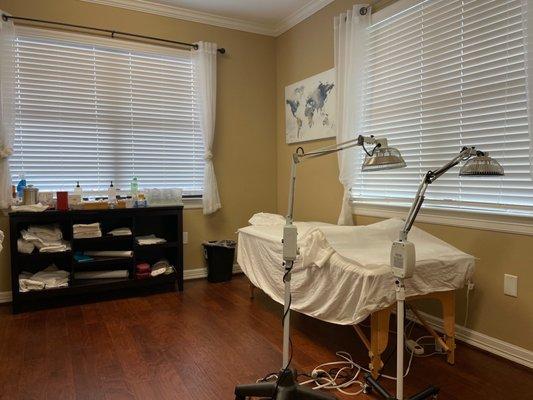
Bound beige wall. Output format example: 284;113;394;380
275;0;533;350
0;0;531;352
0;0;278;290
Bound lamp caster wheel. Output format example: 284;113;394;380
363;384;373;394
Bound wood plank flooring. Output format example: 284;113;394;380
0;275;531;400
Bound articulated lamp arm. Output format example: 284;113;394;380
399;147;481;241
392;146;489;279
286;135;383;224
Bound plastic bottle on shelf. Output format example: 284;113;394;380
16;173;27;199
74;181;82;197
108;181;117;205
130;176;139;200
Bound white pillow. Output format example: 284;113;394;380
248;212;286;226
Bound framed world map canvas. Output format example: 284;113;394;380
285;68;336;144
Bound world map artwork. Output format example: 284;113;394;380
285;68;336;144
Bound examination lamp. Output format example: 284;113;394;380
234;135;406;400
364;146;505;400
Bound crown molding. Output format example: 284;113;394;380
81;0;275;36
80;0;335;37
274;0;335;36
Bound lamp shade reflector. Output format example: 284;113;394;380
459;155;505;176
362;146;406;172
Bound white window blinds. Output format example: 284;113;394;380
10;27;204;195
354;0;533;216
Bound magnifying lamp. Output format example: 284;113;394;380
234;134;406;400
364;146;505;400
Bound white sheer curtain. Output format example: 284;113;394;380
522;0;533;178
334;5;371;225
192;42;221;215
0;13;15;209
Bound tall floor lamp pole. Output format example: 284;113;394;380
364;147;504;400
235;135;406;400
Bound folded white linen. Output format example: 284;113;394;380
248;212;286;226
84;250;133;258
108;227;132;236
34;240;71;253
136;234;166;245
73;223;102;239
17;238;35;254
299;228;335;268
74;270;129;279
10;203;49;213
20;265;70;291
19;278;46;292
27;224;63;242
73;222;101;231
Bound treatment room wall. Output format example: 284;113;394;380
275;0;533;351
0;0;277;292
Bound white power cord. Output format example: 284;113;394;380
464;281;474;327
298;319;450;396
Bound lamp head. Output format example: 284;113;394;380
362;139;406;172
459;152;505;176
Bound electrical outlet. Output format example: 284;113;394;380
183;232;188;244
504;274;518;297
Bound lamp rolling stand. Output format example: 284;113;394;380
364;147;504;400
235;135;406;400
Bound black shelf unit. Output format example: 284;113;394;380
9;206;183;313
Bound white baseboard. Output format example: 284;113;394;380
0;264;242;305
0;291;12;303
406;309;533;369
1;269;529;369
183;263;242;280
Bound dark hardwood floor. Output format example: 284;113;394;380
0;275;531;400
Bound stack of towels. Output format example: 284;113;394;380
19;264;69;292
18;224;70;254
73;223;102;239
136;234;167;245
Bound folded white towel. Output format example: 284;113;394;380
17;238;35;254
19;278;46;292
73;223;102;238
108;227;132;236
27;224;63;242
19;265;70;291
84;250;133;258
136;234;167;245
74;270;129;279
10;203;49;213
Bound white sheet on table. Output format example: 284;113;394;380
237;218;475;325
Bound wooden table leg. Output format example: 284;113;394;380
439;291;456;365
370;306;392;378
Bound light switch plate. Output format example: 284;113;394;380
504;274;518;297
183;232;188;244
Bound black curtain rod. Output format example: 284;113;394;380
1;14;226;54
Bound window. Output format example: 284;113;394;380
10;27;204;195
353;0;533;216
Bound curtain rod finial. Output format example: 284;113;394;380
218;48;225;54
2;14;9;22
359;7;368;16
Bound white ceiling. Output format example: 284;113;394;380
82;0;336;36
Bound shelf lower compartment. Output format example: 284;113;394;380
15;272;177;300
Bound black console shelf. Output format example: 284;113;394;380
9;206;183;313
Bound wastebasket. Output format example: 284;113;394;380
203;240;236;283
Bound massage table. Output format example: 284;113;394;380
237;218;475;378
